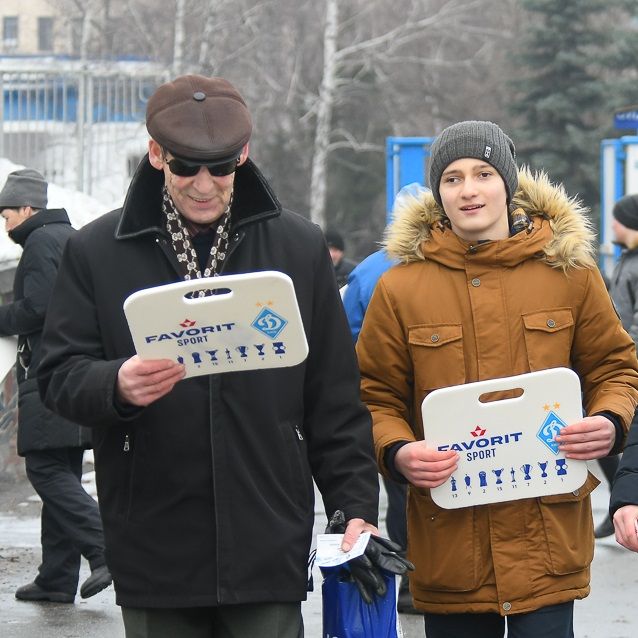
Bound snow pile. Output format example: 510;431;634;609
0;157;113;263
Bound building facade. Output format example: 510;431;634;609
0;0;70;56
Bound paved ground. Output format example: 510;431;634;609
0;462;637;637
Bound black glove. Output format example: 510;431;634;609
325;510;415;604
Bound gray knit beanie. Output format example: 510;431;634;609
0;169;48;210
613;194;638;231
428;121;518;206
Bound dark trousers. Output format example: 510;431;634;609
598;454;620;485
424;602;574;638
382;476;408;549
25;447;106;594
121;602;303;638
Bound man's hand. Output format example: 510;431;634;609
613;505;638;552
555;415;615;460
395;441;459;487
326;511;414;604
341;517;379;552
116;355;185;407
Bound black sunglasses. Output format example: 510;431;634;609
165;156;240;178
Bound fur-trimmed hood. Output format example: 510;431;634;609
385;167;596;270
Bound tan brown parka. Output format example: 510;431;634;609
357;168;638;616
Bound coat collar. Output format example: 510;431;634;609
9;208;71;247
385;167;596;271
115;155;282;239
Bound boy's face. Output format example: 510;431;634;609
438;158;509;242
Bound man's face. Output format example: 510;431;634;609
328;246;343;266
611;217;636;247
1;207;31;232
148;140;249;225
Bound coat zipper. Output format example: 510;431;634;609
153;227;245;601
208;374;222;603
210;229;243;604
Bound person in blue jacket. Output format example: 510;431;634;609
342;183;425;341
342;183;426;614
343;249;396;341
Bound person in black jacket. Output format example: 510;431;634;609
595;196;638;538
0;169;111;604
325;229;357;288
608;196;638;550
37;76;390;637
610;422;638;552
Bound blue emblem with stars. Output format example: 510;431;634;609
251;307;288;339
537;410;565;454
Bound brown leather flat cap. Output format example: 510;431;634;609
146;75;252;162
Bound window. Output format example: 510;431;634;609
3;16;18;49
38;17;54;52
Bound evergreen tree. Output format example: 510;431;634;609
509;0;638;218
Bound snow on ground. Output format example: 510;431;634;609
0;157;113;262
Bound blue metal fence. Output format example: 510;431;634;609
385;136;433;224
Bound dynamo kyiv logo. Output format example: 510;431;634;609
537;410;566;455
251;307;288;339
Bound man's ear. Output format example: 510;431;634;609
237;143;250;167
148;139;164;170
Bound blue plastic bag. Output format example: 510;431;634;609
321;566;402;638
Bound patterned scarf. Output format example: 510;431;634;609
162;186;231;296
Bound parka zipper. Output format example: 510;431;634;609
123;434;130;452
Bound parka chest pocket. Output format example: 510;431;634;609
408;324;465;392
522;309;574;371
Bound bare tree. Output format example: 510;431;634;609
47;0;517;251
173;0;186;76
309;0;339;229
304;0;513;227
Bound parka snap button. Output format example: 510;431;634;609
502;602;512;612
431;334;440;343
547;319;556;328
471;278;481;287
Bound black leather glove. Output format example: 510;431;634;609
326;510;415;604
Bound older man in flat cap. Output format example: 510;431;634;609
37;76;394;637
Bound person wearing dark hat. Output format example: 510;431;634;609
0;169;111;604
356;120;638;637
36;76;406;637
324;228;357;288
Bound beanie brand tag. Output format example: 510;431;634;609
484;145;492;159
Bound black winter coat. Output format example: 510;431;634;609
0;208;89;455
610;420;638;516
38;158;379;608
